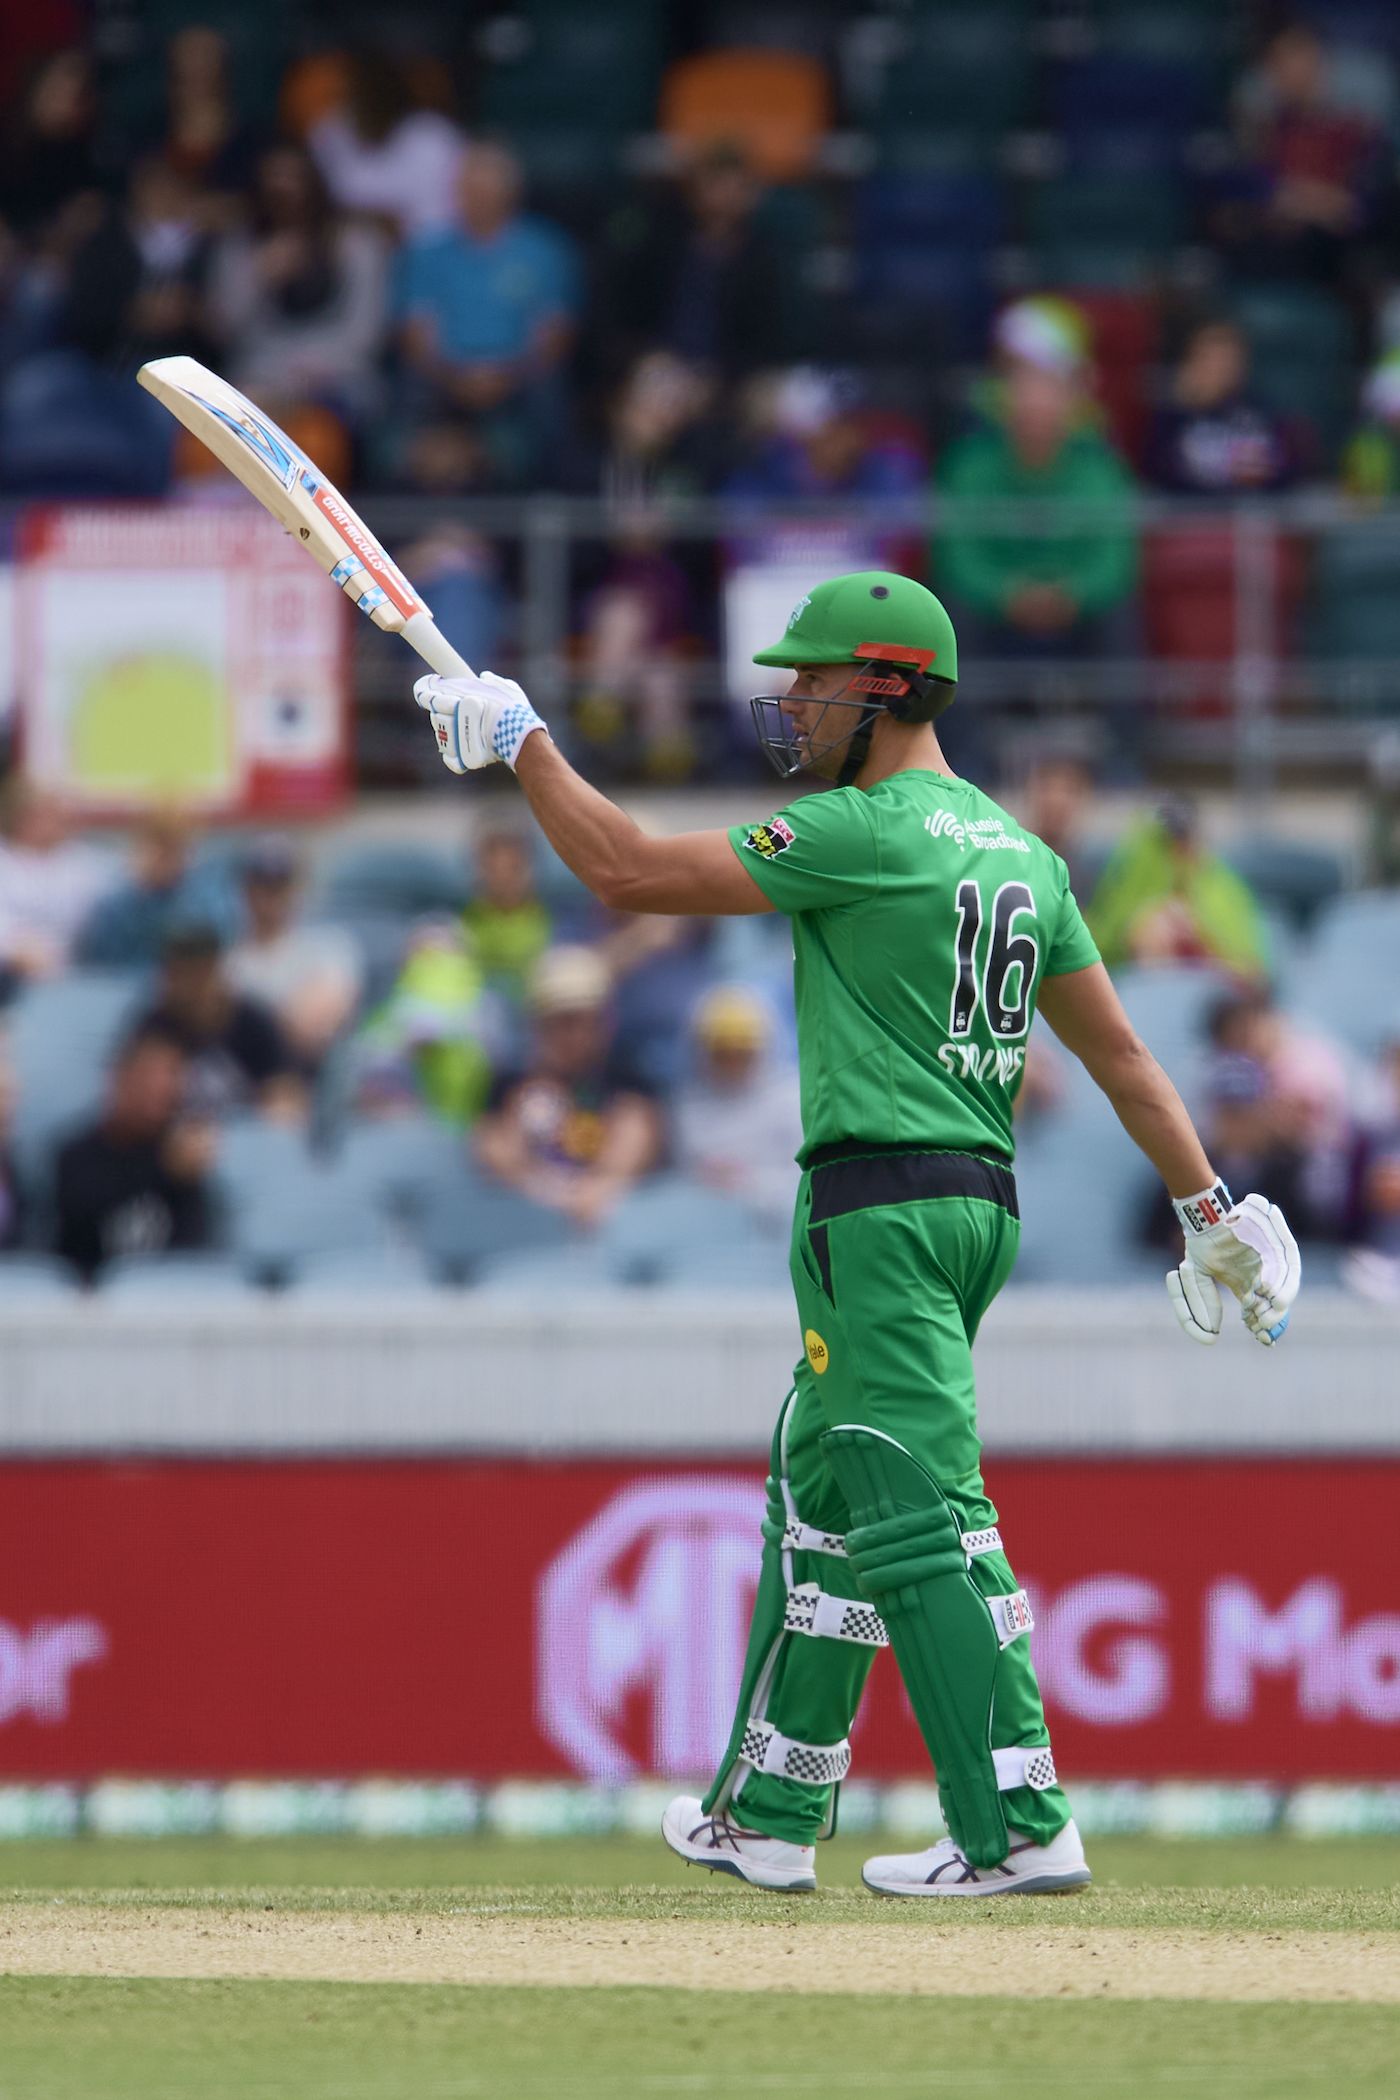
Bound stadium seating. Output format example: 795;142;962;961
98;1254;257;1300
1281;889;1400;1055
601;1175;771;1284
292;1247;445;1298
659;50;831;182
1306;523;1400;683
1142;526;1307;715
417;1169;572;1283
473;1242;621;1293
216;1123;391;1282
0;1254;81;1301
313;844;467;922
8;972;146;1180
1025;173;1185;288
1230;287;1356;468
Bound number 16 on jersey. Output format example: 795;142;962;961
949;881;1040;1040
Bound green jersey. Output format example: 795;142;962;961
728;770;1099;1166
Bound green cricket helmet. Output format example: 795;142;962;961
749;571;958;781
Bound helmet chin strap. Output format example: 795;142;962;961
836;706;881;786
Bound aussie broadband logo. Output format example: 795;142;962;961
536;1478;764;1779
924;810;967;848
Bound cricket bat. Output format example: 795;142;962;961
137;356;471;680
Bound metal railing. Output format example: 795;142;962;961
346;489;1400;798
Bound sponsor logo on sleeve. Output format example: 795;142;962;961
743;817;796;860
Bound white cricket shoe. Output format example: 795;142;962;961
661;1795;817;1892
863;1817;1090;1897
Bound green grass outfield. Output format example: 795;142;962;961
0;1835;1396;2100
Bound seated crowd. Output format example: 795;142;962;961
0;775;1390;1298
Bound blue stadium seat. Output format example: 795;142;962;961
214;1124;389;1280
602;1176;767;1285
313;844;466;922
0;1254;81;1302
654;1238;793;1293
98;1254;257;1300
1051;52;1211;135
1306;523;1400;678
336;1115;464;1228
417;1169;572;1282
1230;286;1355;466
473;1242;621;1293
1281;891;1400;1055
292;1247;444;1298
8;972;147;1179
1221;837;1347;935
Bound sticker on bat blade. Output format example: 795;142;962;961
306;483;423;620
198;399;309;493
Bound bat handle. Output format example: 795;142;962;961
402;610;473;680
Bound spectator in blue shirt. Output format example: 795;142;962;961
76;812;240;969
393;143;580;483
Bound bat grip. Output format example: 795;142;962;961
402;610;473;679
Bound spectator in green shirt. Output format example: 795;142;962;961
935;298;1140;653
1086;798;1271;981
463;824;553;1007
1341;348;1400;501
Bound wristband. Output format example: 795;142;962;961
493;698;546;770
1173;1181;1233;1235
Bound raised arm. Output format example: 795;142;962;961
513;734;770;916
1037;961;1300;1347
415;668;772;917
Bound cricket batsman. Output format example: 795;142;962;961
414;570;1300;1897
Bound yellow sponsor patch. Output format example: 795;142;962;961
804;1328;830;1374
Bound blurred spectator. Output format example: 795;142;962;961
0;1044;28;1252
1341;348;1400;499
0;781;113;988
76;812;238;968
599;144;790;383
576;523;698;782
136;924;304;1124
1220;21;1383;285
123;154;214;364
725;368;923;518
1205;986;1349;1229
935;300;1139;661
393;143;580;482
207;143;389;419
1345;1019;1400;1298
603;914;717;1092
0;48;103;244
1363;728;1400;885
673;986;800;1228
226;837;364;1074
1147;319;1301;495
1086;800;1271;978
476;945;661;1228
1015;752;1095;902
462;827;552;1006
52;1025;215;1281
308;49;466;240
350;921;494;1126
155;26;257;209
588;351;721;503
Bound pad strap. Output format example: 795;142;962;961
962;1526;1003;1563
740;1718;852;1787
992;1744;1057;1792
781;1518;849;1558
784;1582;889;1647
987;1589;1035;1648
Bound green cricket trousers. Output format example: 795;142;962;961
704;1143;1072;1857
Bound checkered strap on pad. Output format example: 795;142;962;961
740;1718;853;1787
784;1582;889;1647
782;1518;849;1558
992;1744;1058;1792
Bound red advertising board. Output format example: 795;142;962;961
0;1459;1396;1781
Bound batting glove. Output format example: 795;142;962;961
1166;1183;1301;1348
414;671;546;773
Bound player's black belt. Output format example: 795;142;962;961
805;1141;1019;1224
